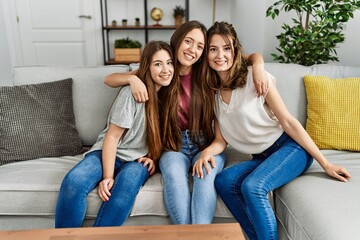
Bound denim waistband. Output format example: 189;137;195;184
181;129;191;135
252;132;290;159
181;129;206;146
181;130;191;141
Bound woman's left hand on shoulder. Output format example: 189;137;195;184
138;157;156;175
252;63;269;97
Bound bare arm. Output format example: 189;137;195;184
265;81;351;182
104;70;136;87
247;53;269;97
98;123;125;201
104;71;148;102
192;120;228;178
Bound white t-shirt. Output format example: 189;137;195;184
86;86;147;161
215;67;283;154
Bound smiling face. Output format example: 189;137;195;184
207;34;234;81
150;49;174;91
177;28;205;74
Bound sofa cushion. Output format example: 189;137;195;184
12;65;130;146
264;63;311;126
304;76;360;151
275;150;360;240
0;79;85;165
0;156;165;217
0;155;237;222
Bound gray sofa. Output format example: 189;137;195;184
0;64;359;240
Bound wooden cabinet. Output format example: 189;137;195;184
100;0;189;65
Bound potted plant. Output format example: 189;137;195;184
173;5;185;26
266;0;360;66
111;20;117;27
135;17;140;27
122;19;128;27
114;37;142;62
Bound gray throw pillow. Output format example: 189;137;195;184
0;78;85;165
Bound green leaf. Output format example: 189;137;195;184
266;0;360;65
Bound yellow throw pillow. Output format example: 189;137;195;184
304;75;360;151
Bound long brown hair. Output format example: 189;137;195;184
136;41;173;162
160;20;215;151
205;21;249;91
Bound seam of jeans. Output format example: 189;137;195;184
232;170;258;239
163;175;182;224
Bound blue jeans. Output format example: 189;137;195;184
55;150;150;228
215;132;313;240
159;130;226;224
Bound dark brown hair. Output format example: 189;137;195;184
160;20;215;151
135;41;173;162
205;21;249;91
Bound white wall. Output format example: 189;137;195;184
1;0;360;86
230;0;267;56
188;0;215;28
0;1;13;86
337;10;360;65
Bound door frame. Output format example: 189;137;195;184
2;0;104;66
2;0;22;66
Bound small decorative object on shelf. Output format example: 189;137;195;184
100;0;189;65
111;20;117;27
114;37;142;62
135;17;140;26
122;19;128;27
173;5;185;26
150;7;164;26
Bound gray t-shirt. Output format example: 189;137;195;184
86;86;147;161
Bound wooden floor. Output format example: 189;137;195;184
0;223;245;240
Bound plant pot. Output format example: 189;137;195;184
114;48;141;62
174;16;184;26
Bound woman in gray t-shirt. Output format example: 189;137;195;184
55;41;174;228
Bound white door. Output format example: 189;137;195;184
15;0;99;66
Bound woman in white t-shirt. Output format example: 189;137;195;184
55;41;174;228
193;21;351;240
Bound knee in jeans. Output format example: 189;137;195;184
124;163;149;179
130;162;147;172
60;174;81;198
215;172;228;193
160;164;187;181
159;156;172;172
241;177;266;197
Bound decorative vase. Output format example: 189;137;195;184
174;16;184;26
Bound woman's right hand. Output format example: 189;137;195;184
129;75;148;102
97;177;114;202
